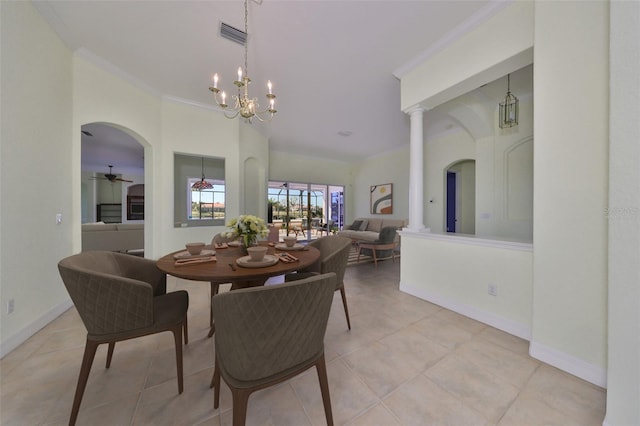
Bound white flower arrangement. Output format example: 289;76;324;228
224;214;269;248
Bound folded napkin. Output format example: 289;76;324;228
174;256;216;266
278;253;299;263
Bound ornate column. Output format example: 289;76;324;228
406;105;426;231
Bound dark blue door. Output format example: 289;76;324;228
446;172;456;233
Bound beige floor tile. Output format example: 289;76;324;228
434;309;487;335
346;402;402;426
498;393;582;426
384;374;488;426
425;354;520;423
291;358;379;425
219;383;312;426
135;368;218;426
455;337;539;388
517;364;606;425
477;326;531;357
343;341;422;398
379;327;450;372
409;315;474;351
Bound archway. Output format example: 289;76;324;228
80;122;146;252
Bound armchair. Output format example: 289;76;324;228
57;251;189;426
285;235;352;329
210;273;337;426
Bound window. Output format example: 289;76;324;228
187;179;225;220
174;153;225;227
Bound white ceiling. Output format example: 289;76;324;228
35;0;522;169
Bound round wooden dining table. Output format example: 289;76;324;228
156;242;320;336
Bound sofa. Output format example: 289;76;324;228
337;217;406;242
82;223;144;253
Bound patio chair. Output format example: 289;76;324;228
210;273;337;426
285;235;353;329
58;251;188;426
318;219;335;236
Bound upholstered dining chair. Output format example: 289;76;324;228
285;235;353;330
210;273;337;426
57;251;189;426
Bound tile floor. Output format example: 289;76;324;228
0;259;606;425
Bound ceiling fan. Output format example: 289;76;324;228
90;165;133;183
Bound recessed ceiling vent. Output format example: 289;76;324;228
220;22;247;46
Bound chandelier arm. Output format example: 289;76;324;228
224;110;241;120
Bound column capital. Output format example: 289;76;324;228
404;105;426;116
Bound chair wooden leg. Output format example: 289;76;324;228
171;324;184;394
183;315;189;345
105;342;115;368
339;287;351;330
315;354;334;426
211;358;221;409
208;282;219;338
231;387;252;426
69;339;99;426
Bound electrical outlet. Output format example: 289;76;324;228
7;299;14;314
488;283;498;297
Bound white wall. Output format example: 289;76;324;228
606;2;640;423
349;147;410;224
0;1;74;356
159;100;242;256
401;0;610;388
400;233;533;339
531;0;609;386
240;123;270;219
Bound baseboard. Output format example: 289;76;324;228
529;341;607;388
0;298;73;359
399;280;531;341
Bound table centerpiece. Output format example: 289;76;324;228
224;214;269;254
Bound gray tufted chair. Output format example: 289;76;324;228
285;235;353;330
210;273;337;426
58;251;188;426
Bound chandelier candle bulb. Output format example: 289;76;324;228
237;67;242;82
221;91;227;107
213;73;218;89
267;80;272;94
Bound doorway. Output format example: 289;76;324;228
445;159;476;234
267;181;345;241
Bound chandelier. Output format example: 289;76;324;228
499;73;519;128
208;0;276;122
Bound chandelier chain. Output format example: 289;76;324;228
244;0;248;76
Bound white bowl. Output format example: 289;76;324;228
185;242;205;255
283;236;297;247
247;246;268;261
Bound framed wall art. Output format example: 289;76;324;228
370;183;393;214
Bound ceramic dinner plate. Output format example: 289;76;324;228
227;241;242;247
174;249;215;259
275;243;304;251
236;254;279;268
